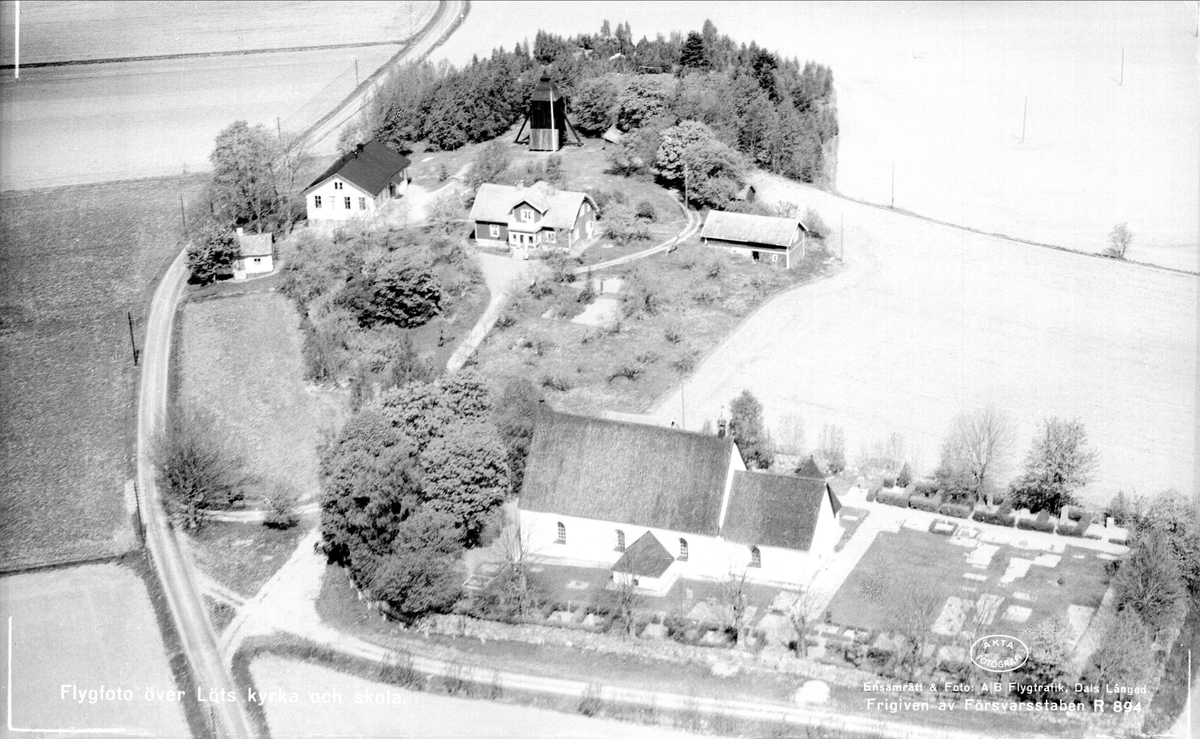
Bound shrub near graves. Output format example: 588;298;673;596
938;503;973;519
1056;507;1093;537
972;500;1016;527
1017;510;1057;533
876;490;909;508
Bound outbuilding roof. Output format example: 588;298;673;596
518;410;734;536
236;230;273;258
469;182;596;231
304;141;411;197
721;470;832;550
700;211;809;248
613;532;675;578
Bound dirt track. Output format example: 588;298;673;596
653;173;1197;505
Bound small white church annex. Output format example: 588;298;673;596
517;411;843;592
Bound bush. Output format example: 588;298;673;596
897;462;913;488
540;374;573;392
608;365;643;382
635;200;657;222
912;480;938;498
578;684;604;717
263;488;299;529
865;483;881;503
671;350;698;375
938;503;973;519
876;491;909;508
803;207;831;240
883;477;896;489
1057;511;1092;537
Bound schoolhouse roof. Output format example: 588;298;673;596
518;410;734;536
721;470;833;550
613;531;674;578
701;210;809;248
304;140;410;197
469;182;596;231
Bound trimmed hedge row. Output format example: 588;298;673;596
876;491;909;508
1017;510;1057;533
908;496;941;513
938;503;973;519
972;509;1015;527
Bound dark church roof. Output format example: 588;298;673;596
613;532;675;578
530;73;564;103
518;410;734;536
304;140;410;196
721;470;834;551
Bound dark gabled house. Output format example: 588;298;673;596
303;140;411;223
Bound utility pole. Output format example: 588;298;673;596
1013;95;1027;144
178;194;186;232
890;162;894;209
840;213;844;261
683;161;689;210
127;311;139;366
354;56;359;87
14;0;19;80
1118;46;1124;86
276;116;282;143
681;383;686;431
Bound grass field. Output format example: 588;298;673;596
653;172;1196;507
0;175;203;570
0;563;190;736
190;520;310;599
828;528;1110;638
178;290;333;508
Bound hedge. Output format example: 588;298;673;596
972;509;1015;527
876;491;910;508
1018;511;1057;533
1057;511;1093;537
938;503;973;519
865;485;881;503
908;496;941;513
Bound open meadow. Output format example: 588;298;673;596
0;563;190;736
652;173;1197;507
0;175;203;570
432;2;1198;271
179;291;330;507
0;1;438;191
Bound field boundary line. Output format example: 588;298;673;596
759;172;1198;278
0;39;410;71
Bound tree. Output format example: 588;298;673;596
679;31;709;70
382;331;433;390
785;586;826;658
467;139;511;191
318;408;424;577
210;120;282;229
1105;222;1133;259
885;576;945;677
1134;489;1200;594
1009;417;1098;515
1009;614;1073;702
185;222;239;285
937;406;1015;506
419;421;511;547
728;390;773;469
605;126;662;177
1113;527;1187;637
427;192;464;235
341;246;443;329
263;482;299;530
817;423;846;475
608;554;644;638
571;77;619;135
368;508;463;620
654;120;745;209
721;568;751;646
616;76;673;131
492;377;543;496
602;202;651;245
153;405;247;531
1088;609;1154;687
379;370;494;453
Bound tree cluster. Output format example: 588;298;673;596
355;20;837;197
728;390;773;470
318;371;513;618
152;405;247;530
